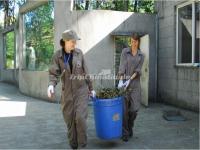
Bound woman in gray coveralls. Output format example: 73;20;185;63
47;30;96;149
118;33;144;142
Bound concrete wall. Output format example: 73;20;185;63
156;0;199;111
18;71;49;100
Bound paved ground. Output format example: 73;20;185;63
0;82;199;149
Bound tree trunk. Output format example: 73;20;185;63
3;0;9;28
3;0;16;27
134;0;138;12
96;0;100;9
85;0;89;10
124;0;128;11
113;0;118;10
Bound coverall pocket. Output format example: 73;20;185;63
75;60;84;74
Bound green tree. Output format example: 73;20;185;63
0;0;25;28
25;1;54;70
5;31;14;68
74;0;155;13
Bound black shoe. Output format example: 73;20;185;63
129;129;133;138
122;136;129;142
70;145;78;150
80;143;87;149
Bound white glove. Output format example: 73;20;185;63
47;85;54;98
117;79;124;89
90;90;96;98
123;79;131;89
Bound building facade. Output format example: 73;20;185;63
156;0;199;111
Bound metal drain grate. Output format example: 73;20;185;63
163;110;186;121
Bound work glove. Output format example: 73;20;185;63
90;90;96;98
47;85;54;98
117;79;124;89
123;79;131;90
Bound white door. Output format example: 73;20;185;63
140;34;149;107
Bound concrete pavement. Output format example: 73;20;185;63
0;82;199;149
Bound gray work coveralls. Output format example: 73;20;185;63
48;48;93;148
118;47;144;137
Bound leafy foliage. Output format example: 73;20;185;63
24;1;54;71
5;31;14;69
74;0;155;13
96;88;125;99
0;0;25;28
1;1;54;71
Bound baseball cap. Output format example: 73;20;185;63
62;29;81;41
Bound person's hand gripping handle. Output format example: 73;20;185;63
124;72;137;90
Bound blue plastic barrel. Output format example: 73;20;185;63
93;96;123;140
